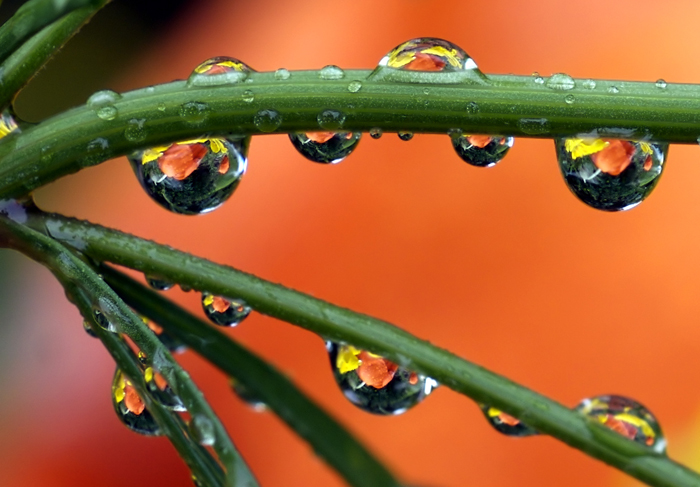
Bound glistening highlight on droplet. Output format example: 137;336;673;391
187;56;252;87
378;38;479;72
288;131;362;164
327;341;437;415
145;274;174;291
201;292;251;327
451;133;514;167
144;366;185;411
556;138;667;211
112;368;161;436
480;405;538;437
575;394;666;453
128;136;248;215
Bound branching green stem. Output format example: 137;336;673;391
18;210;700;487
1;69;700;198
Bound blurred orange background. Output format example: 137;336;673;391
2;0;700;486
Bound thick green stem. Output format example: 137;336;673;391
1;69;700;198
21;210;700;487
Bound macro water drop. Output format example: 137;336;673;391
555;137;667;211
481;405;538;437
575;394;666;453
369;128;383;139
143;366;185;411
319;65;345;80
128;136;248;215
274;68;290;80
253;109;282;132
378;37;479;72
112;368;161;436
202;292;251;327
289;131;361;164
327;341;437;415
347;80;362;93
451;133;514;167
145;274;174;291
545;73;575;91
317;109;346;131
655;79;667;89
187;56;252;87
398;131;413;141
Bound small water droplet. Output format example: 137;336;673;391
398;131;413;141
146;275;174;291
481;405;538;437
190;415;216;446
655;79;667;89
202;293;251;327
144;366;185;411
319;65;345;80
179;102;210;125
545;73;575;91
93;309;115;332
518;118;550;135
289;131;361;164
532;72;544;84
97;106;118;121
128;136;248;215
87;89;121;107
253;109;282;132
317;109;346;130
124;119;147;142
556;137;667;211
582;79;597;90
230;378;266;412
575;394;666;453
112;368;161;436
347;80;362;93
369;128;383;139
451;134;514;167
565;94;575;104
608;86;620;94
327;341;435;415
187;57;252;87
466;101;480;114
378;37;480;72
241;89;255;103
274;68;290;80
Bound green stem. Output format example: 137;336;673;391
100;263;403;487
1;68;700;198
0;0;110;110
0;210;258;487
22;210;700;487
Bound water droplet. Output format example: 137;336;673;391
146;275;174;291
545;73;575;91
96;106;118;121
289;131;361;164
451;134;514;168
481;405;538;437
143;317;186;353
93;309;115;332
187;57;252;87
190;415;216;446
466;101;480;114
179;102;210;126
327;341;436;415
575;395;666;453
319;65;345;80
565;94;575;104
87;89;120;107
608;86;620;94
532;72;544;84
202;293;251;327
369;128;383;139
378;37;479;72
347;80;362;93
317;109;346;130
398;131;413;141
274;68;290;80
241;90;254;103
655;79;667;89
556;138;667;211
128;136;248;215
112;368;161;436
144;366;185;411
582;79;597;90
230;378;266;412
253;109;282;132
0;110;20;139
124;119;147;142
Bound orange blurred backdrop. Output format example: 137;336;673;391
2;0;700;486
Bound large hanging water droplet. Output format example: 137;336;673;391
556;138;667;211
451;133;514;167
481;405;538;437
143;317;186;353
187;57;252;87
229;378;266;412
144;366;185;411
128;136;248;215
0;109;20;139
289;131;361;164
327;341;437;415
545;73;575;91
378;38;479;72
146;274;174;291
575;394;665;453
112;368;161;436
202;293;251;327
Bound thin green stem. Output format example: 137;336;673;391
0;0;103;67
1;69;700;198
100;263;403;487
0;0;110;110
0;209;258;487
21;210;700;487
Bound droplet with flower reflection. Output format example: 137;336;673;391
289;131;361;164
378;38;479;72
451;133;514;167
202;292;251;327
480;405;538;437
112;368;161;436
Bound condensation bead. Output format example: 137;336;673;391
187;56;252;86
112;368;161;436
480;405;538;437
451;134;514;167
128;136;248;215
556;138;667;211
289;131;362;164
327;341;437;415
145;274;174;291
144;366;185;411
201;292;251;327
575;394;666;453
379;38;478;72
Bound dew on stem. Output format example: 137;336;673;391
112;368;161;436
480;405;538;437
378;37;479;72
186;56;252;87
201;293;251;327
450;133;514;167
289;131;361;164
